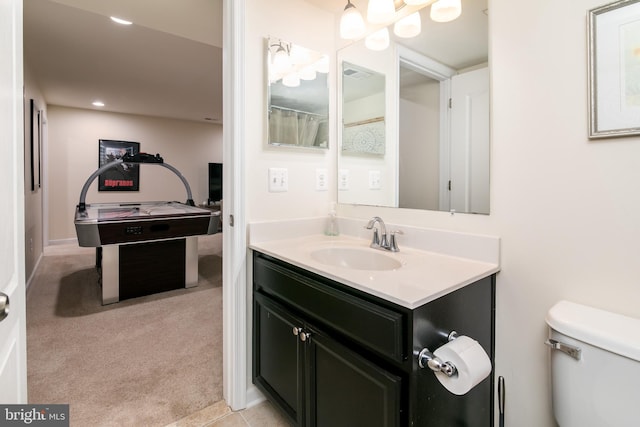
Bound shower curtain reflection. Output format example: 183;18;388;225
269;106;327;147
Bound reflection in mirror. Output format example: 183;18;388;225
398;52;489;214
342;62;385;155
266;37;330;149
338;42;397;207
337;0;489;214
340;61;389;206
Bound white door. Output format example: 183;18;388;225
449;67;490;214
0;0;28;403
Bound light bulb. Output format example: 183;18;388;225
430;0;462;23
110;16;132;25
367;0;395;24
282;72;300;87
365;27;390;51
403;0;429;5
299;65;317;81
340;1;366;39
272;45;291;74
394;11;421;38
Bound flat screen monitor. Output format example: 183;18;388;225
208;163;222;203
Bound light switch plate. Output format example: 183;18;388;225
316;168;328;191
338;169;349;191
369;170;381;190
268;167;288;192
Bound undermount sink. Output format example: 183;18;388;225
310;247;402;271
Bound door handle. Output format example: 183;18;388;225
0;292;8;322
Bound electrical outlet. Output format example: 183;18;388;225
268;168;288;192
316;169;328;191
338;169;350;191
369;170;381;190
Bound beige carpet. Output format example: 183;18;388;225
26;234;223;426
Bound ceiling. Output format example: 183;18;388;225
23;0;486;124
307;0;488;70
23;0;224;124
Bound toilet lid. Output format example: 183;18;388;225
546;300;640;362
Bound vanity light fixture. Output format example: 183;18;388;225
365;27;390;51
340;0;366;40
430;0;462;22
110;16;132;25
393;11;421;38
268;38;326;87
271;41;292;74
367;0;396;24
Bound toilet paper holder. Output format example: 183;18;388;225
416;331;459;377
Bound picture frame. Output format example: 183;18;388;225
98;139;140;191
588;0;640;138
28;99;42;192
342;117;386;155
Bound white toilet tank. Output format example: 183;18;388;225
546;300;640;427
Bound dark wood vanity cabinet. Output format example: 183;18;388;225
252;251;495;427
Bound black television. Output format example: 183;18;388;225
208;163;223;204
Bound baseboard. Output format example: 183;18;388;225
48;238;78;246
244;385;265;409
25;252;43;292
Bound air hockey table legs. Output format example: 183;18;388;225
98;236;199;305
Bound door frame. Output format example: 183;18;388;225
396;46;455;212
222;0;248;411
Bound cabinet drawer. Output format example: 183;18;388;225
254;253;406;362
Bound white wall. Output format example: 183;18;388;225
23;63;45;283
245;0;336;223
399;80;439;210
47;105;222;241
338;0;640;425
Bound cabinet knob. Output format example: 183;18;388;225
299;332;312;342
292;327;302;336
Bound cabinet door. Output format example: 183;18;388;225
254;293;304;425
307;332;403;427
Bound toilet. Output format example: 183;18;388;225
545;300;640;427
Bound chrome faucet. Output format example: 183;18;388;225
365;217;402;252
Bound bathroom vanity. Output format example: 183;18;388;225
250;221;499;427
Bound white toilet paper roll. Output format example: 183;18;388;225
432;335;492;395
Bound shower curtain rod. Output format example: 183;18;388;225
269;105;327;117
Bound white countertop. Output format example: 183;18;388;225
249;219;500;309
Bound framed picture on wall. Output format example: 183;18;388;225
98;139;140;191
588;0;640;138
28;99;42;192
342;117;386;155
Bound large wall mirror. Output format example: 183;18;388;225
266;37;330;149
337;0;489;214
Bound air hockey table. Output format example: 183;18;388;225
74;153;220;304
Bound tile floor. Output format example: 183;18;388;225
166;400;293;427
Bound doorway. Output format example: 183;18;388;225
22;0;230;423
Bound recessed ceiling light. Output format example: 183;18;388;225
110;16;132;25
92;101;105;107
